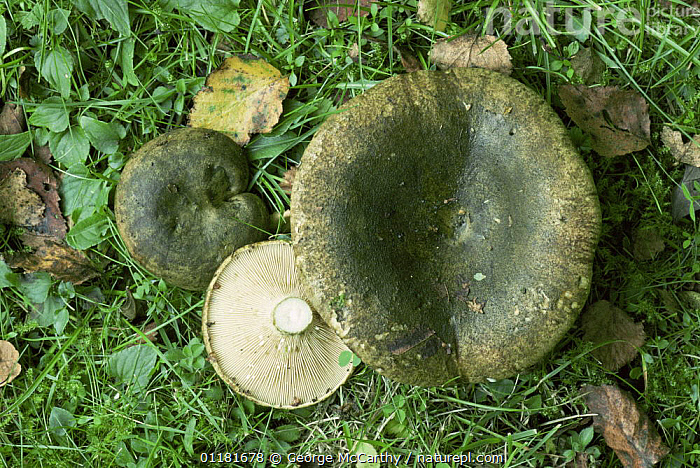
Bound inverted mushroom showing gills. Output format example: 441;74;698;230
115;127;269;290
292;68;601;386
202;240;354;409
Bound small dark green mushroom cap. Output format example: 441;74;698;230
291;68;601;386
115;127;269;290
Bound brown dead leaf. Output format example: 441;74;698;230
280;166;297;195
417;0;452;32
120;289;137;321
633;228;665;261
348;43;360;62
0;102;26;135
583;385;669;468
661;126;700;167
0;340;21;387
581;300;645;371
565;452;589;468
570;48;605;85
33;144;54;165
672;165;700;222
559;85;651;157
309;0;376;28
189;55;290;146
393;46;422;72
134;321;159;345
5;234;100;285
430;35;512;75
0;158;67;239
0;168;45;227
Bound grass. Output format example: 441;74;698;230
0;0;699;466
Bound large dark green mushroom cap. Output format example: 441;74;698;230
115;127;269;290
291;68;601;386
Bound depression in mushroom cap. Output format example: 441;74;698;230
292;68;601;386
202;240;354;409
115;127;270;290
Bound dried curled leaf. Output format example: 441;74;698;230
661;126;700;167
280;166;297;195
570;48;605;85
0;158;67;239
309;0;376;28
393;46;422;72
581;300;646;371
430;35;512;75
583;385;669;468
0;340;21;387
672;165;700;221
189;55;289;146
559;85;650;157
0;168;45;227
6;234;100;285
0;102;26;135
417;0;451;31
632;228;665;261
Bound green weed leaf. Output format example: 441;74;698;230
31;295;69;333
353;442;378;468
339;350;361;367
681;183;697;222
0;16;6;58
49;126;90;168
34;46;74;98
60;164;111;218
176;0;241;32
80;116;125;154
29;97;69;132
0;132;32;162
247;131;305;161
48;8;70;35
114;441;135;466
66;211;110;250
580;426;595;448
49;407;76;436
107;344;158;392
19;272;52;303
274;425;301;443
184;417;196;456
19;4;42;29
119;37;139;86
0;260;19;288
73;0;131;36
338;350;352;366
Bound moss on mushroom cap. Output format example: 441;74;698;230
115;128;269;290
292;68;601;386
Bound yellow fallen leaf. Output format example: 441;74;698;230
189;55;289;146
6;234;101;285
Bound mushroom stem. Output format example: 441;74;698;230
273;297;313;334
